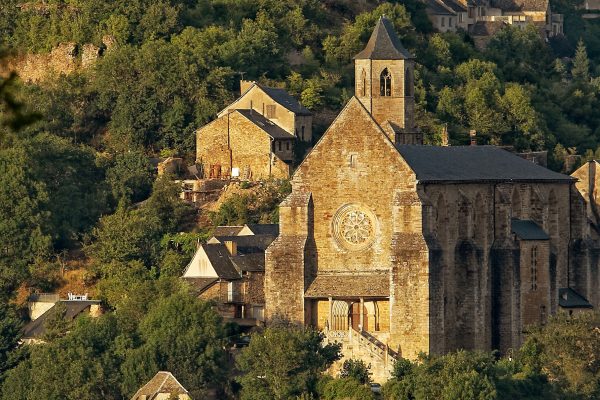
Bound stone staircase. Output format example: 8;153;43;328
324;328;397;383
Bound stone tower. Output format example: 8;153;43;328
354;16;421;145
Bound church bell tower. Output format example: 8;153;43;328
354;16;421;145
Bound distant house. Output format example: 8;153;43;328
182;225;276;326
558;288;593;315
22;295;102;344
131;371;191;400
424;0;563;41
196;81;312;180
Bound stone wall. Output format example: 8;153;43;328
196;111;291;180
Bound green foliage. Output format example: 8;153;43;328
319;377;375;400
121;293;230;398
236;324;341;400
573;38;591;83
0;302;23;381
339;359;372;385
104;150;153;205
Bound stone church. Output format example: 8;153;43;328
264;16;596;372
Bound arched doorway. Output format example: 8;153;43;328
349;302;368;331
331;300;349;331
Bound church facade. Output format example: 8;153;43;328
264;17;596;365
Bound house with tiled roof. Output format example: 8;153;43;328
131;371;190;400
195;80;312;180
182;225;277;326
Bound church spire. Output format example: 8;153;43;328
354;16;413;60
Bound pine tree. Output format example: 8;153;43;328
572;38;590;83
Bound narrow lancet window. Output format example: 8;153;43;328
380;68;391;96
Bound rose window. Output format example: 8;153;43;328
332;204;376;251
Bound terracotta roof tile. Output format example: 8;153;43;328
305;274;389;298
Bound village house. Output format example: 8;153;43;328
196;81;312;180
264;17;596;382
22;293;102;344
131;371;191;400
425;0;563;43
181;224;277;326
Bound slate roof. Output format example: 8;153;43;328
23;300;100;339
354;16;413;60
231;253;265;272
491;0;549;11
443;0;468;12
244;223;280;236
203;244;241;280
182;277;218;295
256;84;312;116
511;219;550;240
396;145;573;183
304;274;390;298
237;109;295;140
213;225;244;237
211;234;276;252
131;371;189;400
558;288;593;309
470;20;508;36
425;0;456;15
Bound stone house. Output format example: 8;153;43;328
131;371;191;400
196;82;312;180
426;0;563;39
264;17;596;381
22;294;102;344
182;227;276;325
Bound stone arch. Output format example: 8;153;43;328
436;193;449;245
530;187;544;226
512;187;522;219
331;300;349;331
405;67;413;96
380;68;392;96
474;192;486;244
457;192;472;239
548;189;559;239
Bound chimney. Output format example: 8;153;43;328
224;240;237;256
240;80;255;95
469;129;477;146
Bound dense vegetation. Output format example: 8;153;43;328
1;0;600;398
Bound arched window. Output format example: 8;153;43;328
380;68;392;96
361;69;367;97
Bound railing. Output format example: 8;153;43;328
350;327;399;362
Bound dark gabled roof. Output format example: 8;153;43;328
304;274;389;298
470;20;508;36
213;225;244;237
183;277;219;296
203;244;241;280
230;253;265;272
491;0;549;11
256;84;312;116
425;0;456;15
211;234;276;253
23;300;99;339
559;288;593;309
244;224;279;236
236;110;295;140
131;371;189;400
443;0;468;12
354;16;413;60
511;219;550;240
396;145;573;183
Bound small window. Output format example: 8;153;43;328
441;17;445;27
278;141;282;151
228;282;234;302
266;104;276;118
531;246;538;290
380;68;392;96
286;141;290;151
350;154;357;167
449;18;453;27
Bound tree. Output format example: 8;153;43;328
0;302;23;382
339;359;372;385
319;377;375;400
236;324;341;400
572;39;591;83
120;293;229;398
